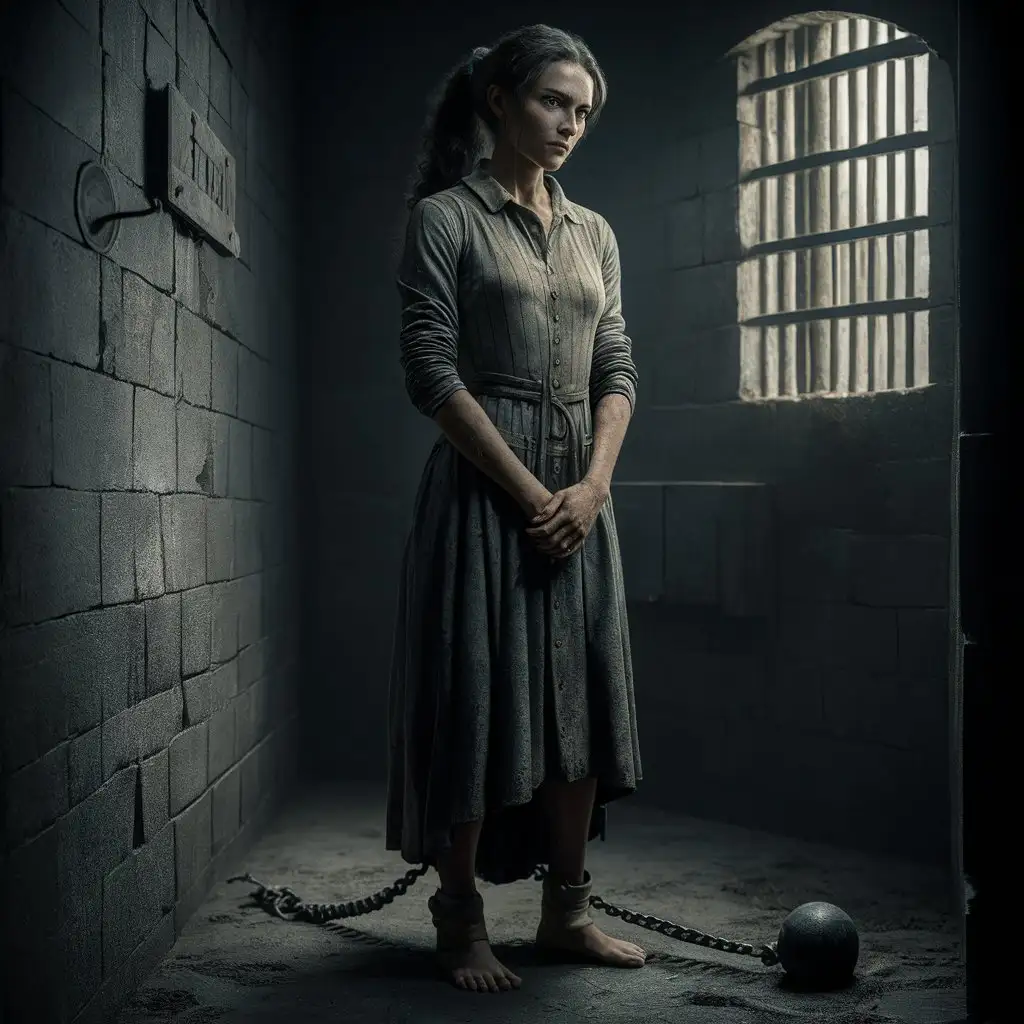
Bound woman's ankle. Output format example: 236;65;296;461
438;882;479;899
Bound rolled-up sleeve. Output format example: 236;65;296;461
396;197;469;418
589;217;638;412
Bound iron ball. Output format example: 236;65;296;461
776;901;859;988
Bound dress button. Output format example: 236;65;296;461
553;461;561;474
553;379;561;389
554;599;560;609
553;314;560;322
554;357;560;366
555;639;563;648
553;336;560;345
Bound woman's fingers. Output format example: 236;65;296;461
536;523;580;554
525;509;570;537
526;485;595;556
551;523;578;549
535;520;573;545
531;491;565;524
552;534;584;558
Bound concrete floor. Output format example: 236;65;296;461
116;781;966;1024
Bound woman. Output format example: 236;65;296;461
385;23;644;993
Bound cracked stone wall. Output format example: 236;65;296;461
0;1;301;1021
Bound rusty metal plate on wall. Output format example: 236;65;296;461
165;84;240;258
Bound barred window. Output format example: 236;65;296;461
734;15;933;399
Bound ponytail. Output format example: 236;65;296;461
405;27;608;210
405;47;490;209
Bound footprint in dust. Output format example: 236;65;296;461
129;988;198;1015
191;960;292;985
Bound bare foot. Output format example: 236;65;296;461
437;939;523;992
538;923;647;967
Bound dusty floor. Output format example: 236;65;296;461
116;781;966;1023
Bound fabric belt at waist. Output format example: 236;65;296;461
466;371;589;482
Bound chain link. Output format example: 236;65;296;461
228;862;779;968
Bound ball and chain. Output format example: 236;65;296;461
228;861;861;986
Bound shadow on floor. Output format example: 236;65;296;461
115;779;966;1024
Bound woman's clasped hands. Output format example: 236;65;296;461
525;478;607;559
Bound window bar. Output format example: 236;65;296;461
781;27;798;396
762;38;781;397
890;55;908;387
912;228;930;298
907;53;930;389
910;154;930;389
911;53;929;132
913;146;929;218
796;199;810;394
892;58;910;322
738;255;762;399
912;309;930;387
808;23;833;392
911;226;930;391
851;16;870;52
831;20;852;393
890;312;906;390
738;43;763;399
850;19;871;391
795;27;812;392
869;25;889;392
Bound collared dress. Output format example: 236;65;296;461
385;160;642;885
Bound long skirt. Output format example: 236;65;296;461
384;432;642;884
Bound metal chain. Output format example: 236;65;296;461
228;862;779;968
228;864;432;924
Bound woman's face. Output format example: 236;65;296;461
488;60;594;171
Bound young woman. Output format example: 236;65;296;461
385;23;644;993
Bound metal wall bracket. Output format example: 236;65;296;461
74;161;163;253
75;161;120;253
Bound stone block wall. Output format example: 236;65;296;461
617;32;956;863
0;1;302;1020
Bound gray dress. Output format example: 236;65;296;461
385;160;642;885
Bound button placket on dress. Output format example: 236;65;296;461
544;231;571;768
520;200;581;775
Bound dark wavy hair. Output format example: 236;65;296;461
405;24;608;209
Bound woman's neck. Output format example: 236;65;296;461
485;141;548;210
